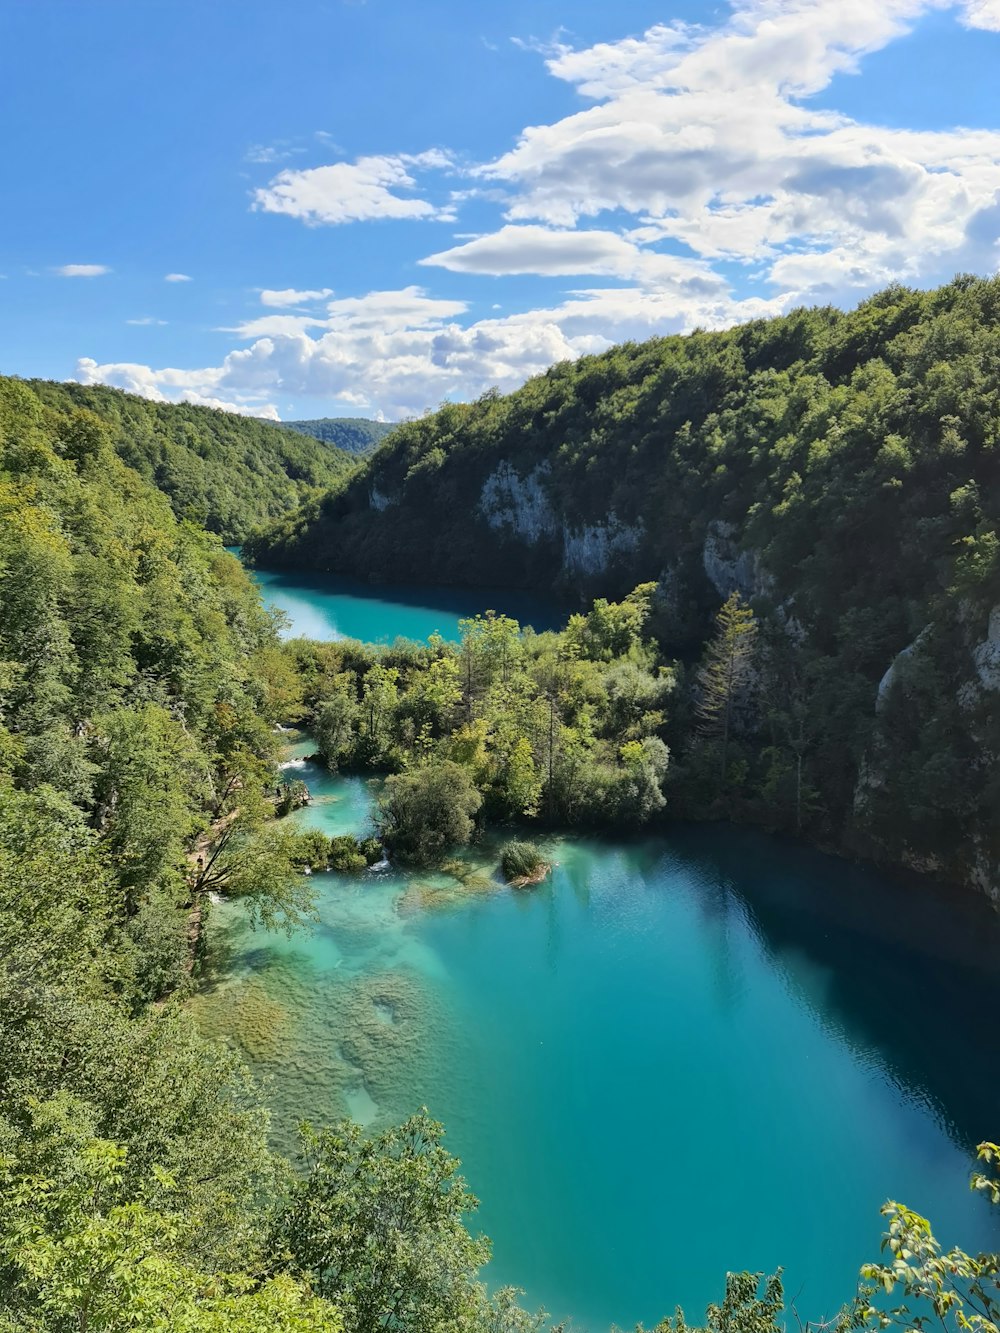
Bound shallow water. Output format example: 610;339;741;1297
195;742;1000;1331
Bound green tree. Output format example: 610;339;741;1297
313;676;360;769
630;1271;784;1333
275;1113;489;1333
847;1141;1000;1333
0;1129;340;1333
377;760;481;866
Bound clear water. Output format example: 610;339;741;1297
196;566;1000;1330
243;559;570;642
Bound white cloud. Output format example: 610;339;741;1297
961;0;1000;28
126;316;168;326
75;356;280;420
55;264;110;277
87;1;1000;420
259;287;334;307
164;272;192;282
476;0;1000;304
80;281;783;422
422;223;724;293
253;150;454;226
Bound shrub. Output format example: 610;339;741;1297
328;835;368;873
377;761;481;866
290;828;331;871
500;840;547;883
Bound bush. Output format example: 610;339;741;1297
500;840;547;884
377;761;482;866
328;835;368;873
359;836;383;865
328;834;384;873
290;828;331;871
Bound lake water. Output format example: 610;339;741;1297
242;558;570;642
195;564;1000;1331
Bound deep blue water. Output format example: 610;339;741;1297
196;563;1000;1330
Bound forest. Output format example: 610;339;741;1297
281;416;396;456
246;275;1000;900
1;369;999;1330
22;377;356;542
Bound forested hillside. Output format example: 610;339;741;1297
281;415;396;455
0;376;543;1330
22;377;356;541
1;351;998;1333
248;276;1000;897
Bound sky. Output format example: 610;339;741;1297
2;0;1000;423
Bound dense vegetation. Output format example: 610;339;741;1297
1;371;999;1330
281;416;396;456
281;588;673;864
21;377;356;542
0;377;547;1330
247;276;1000;897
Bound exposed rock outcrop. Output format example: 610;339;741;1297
701;520;775;601
478;462;642;581
973;604;1000;691
479;463;557;544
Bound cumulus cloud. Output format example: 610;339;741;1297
164;272;192;282
90;0;1000;418
55;264;110;277
259;287;334;307
478;0;1000;304
79;280;785;422
253;150;454;226
961;0;1000;28
75;356;280;420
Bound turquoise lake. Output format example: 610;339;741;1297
196;564;1000;1331
243;560;570;642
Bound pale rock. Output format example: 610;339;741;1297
702;520;775;601
972;604;1000;691
478;462;557;543
478;462;642;578
876;627;931;711
562;515;643;578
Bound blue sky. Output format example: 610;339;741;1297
2;0;1000;421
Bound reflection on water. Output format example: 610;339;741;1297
194;749;1000;1332
249;564;571;643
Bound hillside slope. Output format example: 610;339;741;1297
281;415;395;455
23;377;356;541
248;276;1000;897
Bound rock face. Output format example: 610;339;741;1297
973;604;1000;691
562;516;642;578
701;520;775;601
859;616;1000;902
876;627;931;711
369;486;393;513
479;463;557;544
478;462;643;581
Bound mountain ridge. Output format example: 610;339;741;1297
21;377;358;542
279;415;396;456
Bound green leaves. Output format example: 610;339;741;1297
275;1112;499;1333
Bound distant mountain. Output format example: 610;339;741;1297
25;378;357;543
281;416;396;456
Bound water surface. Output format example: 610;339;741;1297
246;561;569;642
195;745;1000;1331
198;563;1000;1329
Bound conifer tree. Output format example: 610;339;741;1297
696;592;758;779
